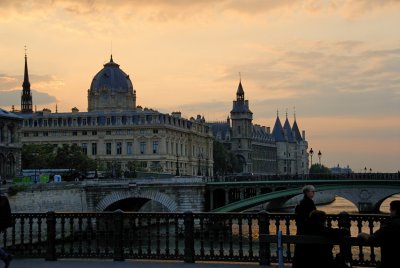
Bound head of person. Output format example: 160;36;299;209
390;200;400;217
302;185;315;199
309;210;326;226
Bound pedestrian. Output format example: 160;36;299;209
0;192;13;268
358;200;400;268
293;210;349;268
295;185;316;234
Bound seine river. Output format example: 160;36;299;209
317;194;400;214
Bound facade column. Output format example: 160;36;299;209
209;189;214;210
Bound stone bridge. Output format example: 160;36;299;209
5;173;400;213
7;177;206;213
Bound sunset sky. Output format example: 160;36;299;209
0;0;399;172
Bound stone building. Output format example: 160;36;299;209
0;108;22;180
18;54;214;176
209;81;308;175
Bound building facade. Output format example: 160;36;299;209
209;81;308;175
0;109;22;180
18;55;214;176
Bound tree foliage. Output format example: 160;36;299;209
213;141;241;175
22;144;96;174
309;163;331;174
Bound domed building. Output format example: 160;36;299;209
18;54;214;177
88;55;136;112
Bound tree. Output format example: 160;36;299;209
213;141;241;175
310;164;331;174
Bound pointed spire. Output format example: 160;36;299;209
22;46;30;90
110;54;114;63
277;109;279;117
293;106;296;121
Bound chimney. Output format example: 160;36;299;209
267;127;271;134
302;130;306;140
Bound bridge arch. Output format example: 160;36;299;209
375;192;400;212
96;190;178;212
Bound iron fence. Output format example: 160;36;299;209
0;211;388;266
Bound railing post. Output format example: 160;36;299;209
45;211;57;261
338;212;351;263
258;210;270;266
113;209;125;261
184;211;195;263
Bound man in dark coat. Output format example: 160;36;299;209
358;200;400;268
295;185;316;234
0;194;13;267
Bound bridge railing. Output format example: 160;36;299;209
207;172;400;182
0;212;388;266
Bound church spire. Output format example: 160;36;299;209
22;46;30;90
21;46;33;113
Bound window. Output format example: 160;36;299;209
106;143;112;155
153;129;158;134
140;142;146;154
43;120;48;127
106;131;111;135
34;132;38;137
116;142;122;155
116;117;121;125
81;143;88;155
72;131;77;136
43;132;48;136
82;131;87;136
153;141;159;154
127;142;133;155
92;130;97;135
82;119;87;126
106;118;111;125
24;132;29;137
53;119;58;126
238;126;241;134
92;143;97;155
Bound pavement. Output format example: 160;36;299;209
5;259;277;268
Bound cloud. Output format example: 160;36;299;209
1;0;399;24
0;73;59;107
0;89;56;107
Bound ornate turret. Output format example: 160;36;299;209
21;49;33;113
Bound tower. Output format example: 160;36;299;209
21;50;33;113
230;80;253;173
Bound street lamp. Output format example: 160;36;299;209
318;150;322;165
175;154;180;176
309;148;314;167
364;167;367;173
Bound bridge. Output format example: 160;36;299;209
5;173;400;213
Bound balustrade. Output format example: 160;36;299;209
0;212;389;266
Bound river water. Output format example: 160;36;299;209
317;194;400;214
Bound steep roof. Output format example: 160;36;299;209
283;117;296;143
292;120;303;142
272;116;286;142
0;108;23;120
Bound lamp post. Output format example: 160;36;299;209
175;154;180;176
309;148;314;167
318;150;322;165
364;167;367;173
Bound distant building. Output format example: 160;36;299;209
209;81;309;175
330;164;352;174
0;108;22;180
17;53;214;176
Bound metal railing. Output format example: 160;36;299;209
0;212;388;266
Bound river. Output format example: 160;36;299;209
317;194;400;214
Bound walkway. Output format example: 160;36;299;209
9;259;274;268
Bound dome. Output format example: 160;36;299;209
88;55;136;112
90;55;133;94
